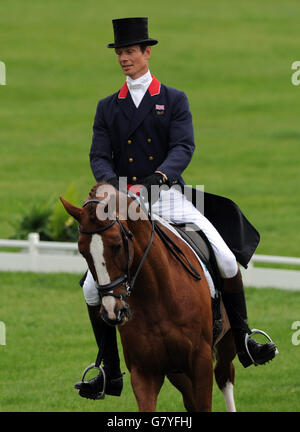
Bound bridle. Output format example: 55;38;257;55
79;198;155;301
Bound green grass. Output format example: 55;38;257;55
0;272;300;412
1;0;300;413
0;0;300;257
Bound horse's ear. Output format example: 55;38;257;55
60;196;82;223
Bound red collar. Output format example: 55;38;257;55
118;76;161;99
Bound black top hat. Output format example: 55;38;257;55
107;17;158;49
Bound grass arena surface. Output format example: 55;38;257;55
1;272;300;412
1;0;300;412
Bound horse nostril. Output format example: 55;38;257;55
115;303;131;323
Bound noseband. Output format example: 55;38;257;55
79;199;154;300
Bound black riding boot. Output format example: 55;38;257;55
222;269;277;368
75;304;123;399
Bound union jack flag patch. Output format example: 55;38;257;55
155;104;165;110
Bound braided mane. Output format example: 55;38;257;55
85;183;107;220
88;184;100;199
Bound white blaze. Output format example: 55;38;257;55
90;234;116;320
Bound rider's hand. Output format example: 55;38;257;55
141;173;165;204
143;173;164;189
106;177;119;189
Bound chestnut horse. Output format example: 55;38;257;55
61;182;236;412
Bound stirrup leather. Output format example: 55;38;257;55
244;328;279;366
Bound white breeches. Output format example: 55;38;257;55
83;187;238;306
82;268;101;306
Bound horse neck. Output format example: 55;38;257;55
127;218;154;263
126;218;167;292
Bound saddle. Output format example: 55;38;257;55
171;223;222;290
157;222;224;345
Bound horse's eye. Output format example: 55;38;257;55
111;244;122;255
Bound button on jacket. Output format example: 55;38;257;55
89;76;195;186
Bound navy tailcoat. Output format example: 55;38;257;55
89;76;260;267
90;76;194;186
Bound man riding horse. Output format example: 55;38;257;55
75;17;277;400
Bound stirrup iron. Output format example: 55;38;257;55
245;328;279;366
78;363;106;399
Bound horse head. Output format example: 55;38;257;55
60;183;135;326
